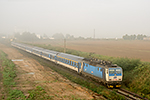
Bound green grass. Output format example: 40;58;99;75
127;62;150;99
0;50;26;100
27;86;54;100
0;50;54;100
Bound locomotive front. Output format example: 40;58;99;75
106;67;123;88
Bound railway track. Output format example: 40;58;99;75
114;88;148;100
15;46;148;100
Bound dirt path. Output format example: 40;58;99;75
0;43;105;100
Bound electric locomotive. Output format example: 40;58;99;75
81;59;123;88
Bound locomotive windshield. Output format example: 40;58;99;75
116;68;121;74
109;68;122;76
109;69;115;74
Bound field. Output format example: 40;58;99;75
34;40;150;62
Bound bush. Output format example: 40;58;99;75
111;58;141;71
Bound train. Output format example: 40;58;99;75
11;42;123;88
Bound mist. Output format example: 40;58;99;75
0;0;150;38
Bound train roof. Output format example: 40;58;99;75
42;49;59;56
33;46;60;54
12;42;32;48
58;53;84;62
83;58;121;68
32;47;59;56
12;42;84;61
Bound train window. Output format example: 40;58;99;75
74;62;76;66
97;68;99;71
86;64;88;67
76;63;78;67
100;69;102;71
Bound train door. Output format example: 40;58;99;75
79;62;84;73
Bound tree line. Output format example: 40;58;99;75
14;32;39;41
13;32;82;41
3;32;148;41
122;34;147;40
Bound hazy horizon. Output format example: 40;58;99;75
0;0;150;38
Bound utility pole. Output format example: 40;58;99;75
64;38;66;53
93;29;95;39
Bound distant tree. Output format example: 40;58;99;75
137;34;147;40
70;35;74;39
43;34;49;39
123;34;147;40
66;34;70;39
66;34;74;39
77;36;85;40
52;33;64;39
14;32;21;39
86;37;93;40
14;32;39;41
123;34;129;40
130;35;136;40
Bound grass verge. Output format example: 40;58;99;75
27;86;54;100
0;50;25;100
0;50;52;100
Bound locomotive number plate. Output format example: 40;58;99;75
114;76;117;79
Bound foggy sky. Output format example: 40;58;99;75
0;0;150;38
